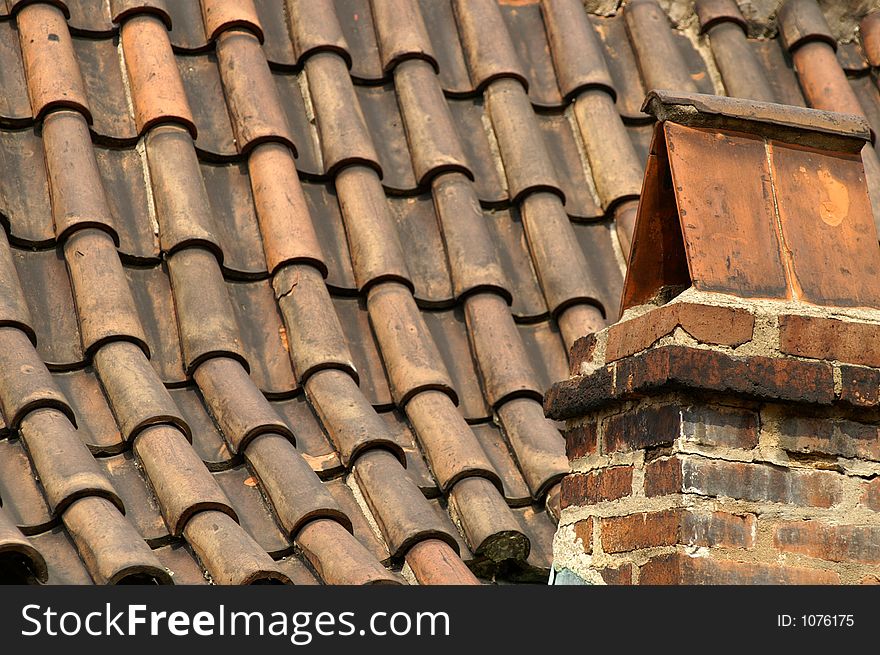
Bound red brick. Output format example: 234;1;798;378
680;405;759;449
568;333;597;375
599;564;633;585
778;416;880;461
563;422;597;460
644;455;843;508
779;314;880;368
603;404;680;453
639;553;840;585
838;364;880;408
572;518;593;555
605;303;754;362
774;521;880;564
601;509;756;553
862;478;880;511
559;466;632;509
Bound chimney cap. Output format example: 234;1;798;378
642;89;871;153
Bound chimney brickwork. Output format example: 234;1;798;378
545;91;880;585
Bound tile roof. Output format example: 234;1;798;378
0;0;876;584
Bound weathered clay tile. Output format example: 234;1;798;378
367;282;457;405
248;143;325;274
94;146;160;261
417;0;471;94
271;72;323;177
590;14;650;121
405;390;500;492
16;2;91;121
109;0;172;28
0;19;31;126
175;52;235;157
93;340;190;442
330;295;393;408
0;229;34;342
213;465;291;557
446;98;507;204
0;128;55;245
167;386;235;470
372;3;435;77
183;509;290;584
447;475;528;561
29;527;94;585
496;397;567;499
355;83;417;192
273;264;357;385
0;437;53;533
301;182;357;291
394;59;471;187
470;421;531;506
19;407;122;516
227;279;297;396
511;504;556;578
516;319;569;395
485;78;564;203
0;506;47;583
861;12;880;68
98;451;168;545
306;52;382;176
152;540;208;584
123;263;186;384
570;221;625;320
10;246;84;368
542;0;615;101
297;518;400;584
253;0;295;66
72;36;137;143
386;194;454;306
484;206;548;320
453;0;527;91
378;410;438;495
325;477;393;564
353;447;462;558
42;110;116;241
750;38;806;106
701;12;768;99
192;357;294;453
421;307;490;422
286;0;350;67
121;13;196;136
54;367;123;455
336;167;412;290
536;111;604;219
133;424;237;536
557;301;606;353
0;328;75;429
166;0;208;51
333;0;383;81
499;1;562;108
432;172;509;301
200;161;268;276
200;0;263;43
624;0;698;93
271;395;342;477
215;29;296;155
273;552;321;585
837;41;870;75
305;368;405;466
166;247;248;374
777;0;837;53
405;537;479;585
63;229;149;357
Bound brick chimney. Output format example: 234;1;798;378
545;90;880;585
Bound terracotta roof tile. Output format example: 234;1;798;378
2;0;874;585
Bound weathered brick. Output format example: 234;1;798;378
563;421;597;460
861;478;880;511
644;455;843;507
779;314;880;368
605;302;754;362
568;333;597;375
774;521;880;564
601;510;680;553
560;466;633;509
778;415;880;461
604;404;680;453
680;405;759;449
599;564;633;585
639;553;840;584
572;518;593;555
837;364;880;408
601;509;756;553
